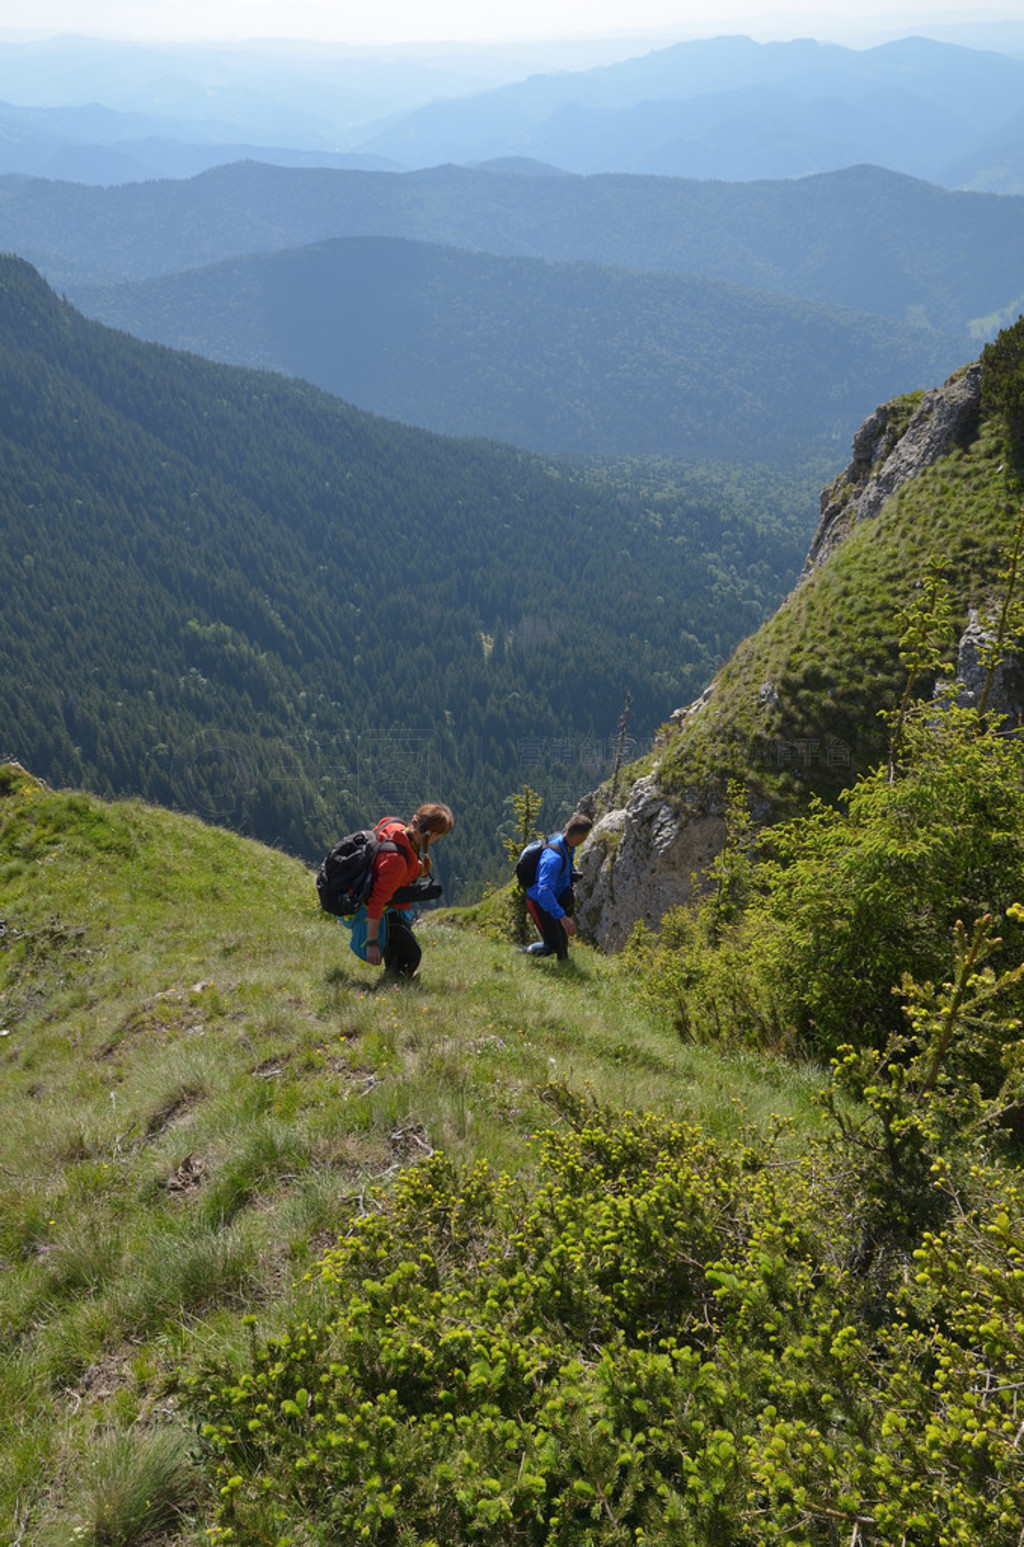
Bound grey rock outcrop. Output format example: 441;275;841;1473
576;774;726;952
803;362;981;577
954;609;1024;724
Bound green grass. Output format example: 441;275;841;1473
0;765;827;1545
617;412;1024;819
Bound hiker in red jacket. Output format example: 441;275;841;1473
365;802;454;977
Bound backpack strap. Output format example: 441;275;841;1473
373;817;415;865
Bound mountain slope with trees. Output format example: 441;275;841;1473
3;160;1021;337
7;504;1024;1544
0;254;815;895
578;318;1024;1037
72;235;967;461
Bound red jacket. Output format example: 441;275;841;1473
366;817;422;921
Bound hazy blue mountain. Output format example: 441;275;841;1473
919;17;1024;52
6;160;1023;338
0;101;402;182
1;34;1023;186
353;35;1024;189
0;33;669;160
499;82;975;182
937;105;1024;194
71;235;968;463
0;36;501;146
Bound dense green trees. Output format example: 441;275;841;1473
73;236;965;463
0;256;815;894
982;313;1024;442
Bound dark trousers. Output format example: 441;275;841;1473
527;898;569;960
383;913;421;977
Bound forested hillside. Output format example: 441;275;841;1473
5;160;1021;336
74;235;966;461
0;255;815;894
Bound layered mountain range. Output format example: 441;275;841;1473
3;33;1024;189
1;158;1014;464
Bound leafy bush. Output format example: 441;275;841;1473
629;699;1024;1064
188;1068;1024;1547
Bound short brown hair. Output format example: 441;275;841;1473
411;801;454;836
565;812;593;841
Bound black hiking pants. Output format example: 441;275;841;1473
383;913;421;977
526;897;570;961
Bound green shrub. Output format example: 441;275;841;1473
633;700;1024;1064
188;1073;1024;1547
188;1091;810;1545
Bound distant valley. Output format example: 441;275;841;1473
71;235;967;461
0;256;818;892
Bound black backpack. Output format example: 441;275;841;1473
315;829;399;917
515;836;570;891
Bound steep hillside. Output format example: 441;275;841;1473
8;758;1024;1544
72;235;966;462
578;351;1023;947
3;161;1021;336
0;255;811;894
0;762;824;1543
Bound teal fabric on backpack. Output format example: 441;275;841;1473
340;906;388;961
341;904;423;961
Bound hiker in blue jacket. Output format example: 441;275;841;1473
524;812;593;961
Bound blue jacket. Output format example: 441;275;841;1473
527;833;575;919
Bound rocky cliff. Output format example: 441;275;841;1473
803;362;981;575
577;361;991;952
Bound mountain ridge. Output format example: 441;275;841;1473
353;34;1024;187
5;33;1024;189
4;160;1019;340
577;354;1019;948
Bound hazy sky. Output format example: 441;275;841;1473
4;0;1018;46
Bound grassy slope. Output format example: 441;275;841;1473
645;402;1021;814
0;765;825;1545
